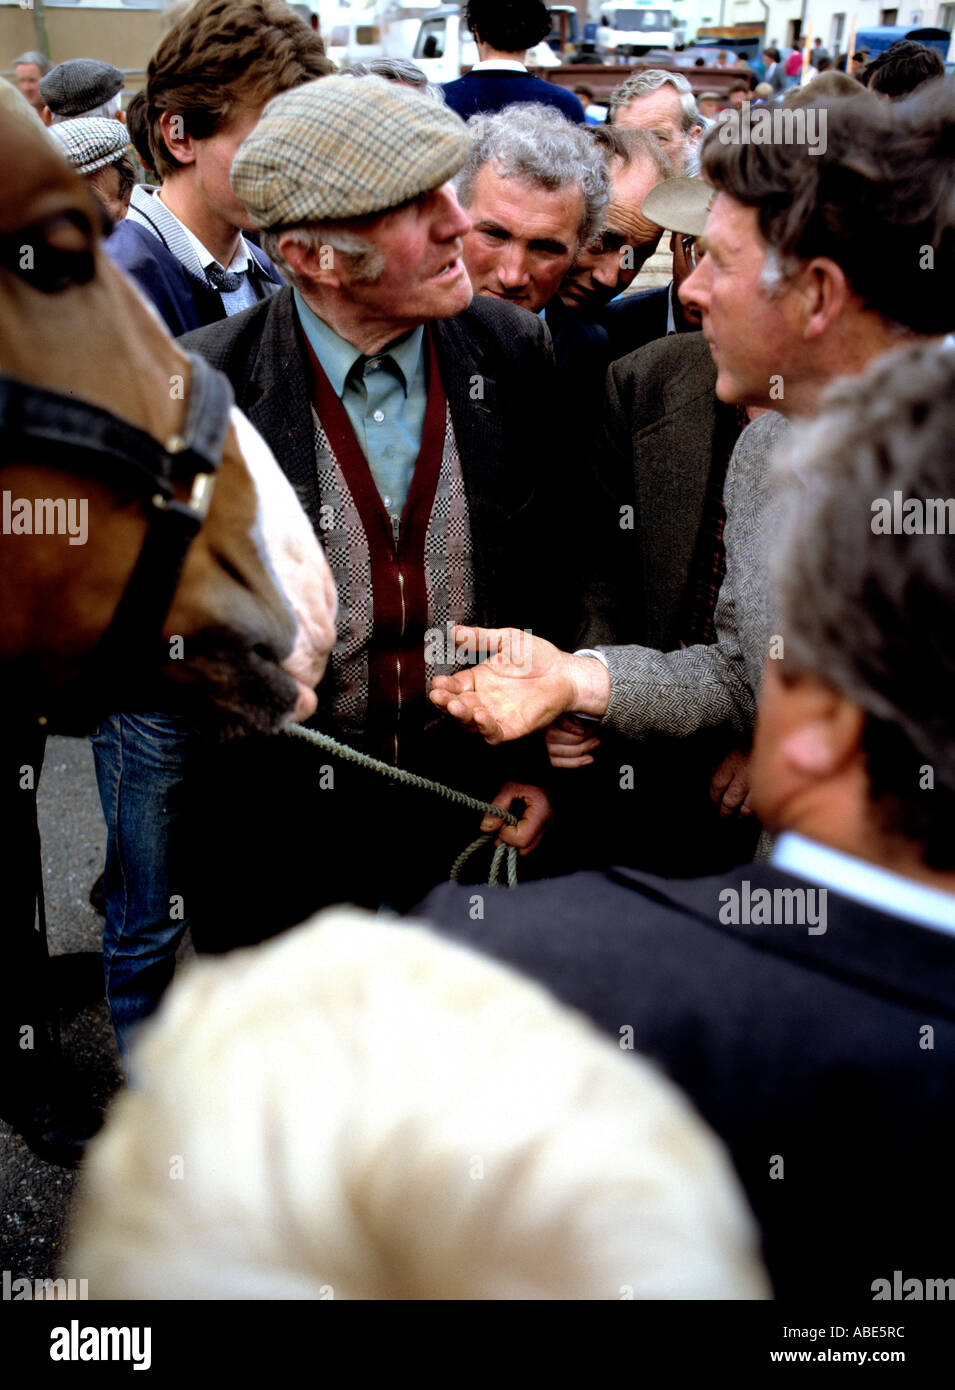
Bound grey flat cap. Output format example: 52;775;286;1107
642;176;713;238
48;117;130;175
231;75;469;228
39;59;124;117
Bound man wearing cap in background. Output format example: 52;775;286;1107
696;92;722;121
49;117;137;222
179;75;570;953
38;58;126;126
599;173;708;356
11;51;50;116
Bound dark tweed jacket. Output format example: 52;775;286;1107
183;290;572;791
183;289;573;651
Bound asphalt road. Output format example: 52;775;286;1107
1;735;122;1284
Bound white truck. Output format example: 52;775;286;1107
595;3;673;58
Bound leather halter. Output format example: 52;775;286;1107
0;352;234;671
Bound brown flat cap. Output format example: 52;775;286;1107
231;75;470;228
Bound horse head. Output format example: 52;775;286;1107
0;108;337;735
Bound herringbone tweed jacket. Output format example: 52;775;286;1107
598;410;790;742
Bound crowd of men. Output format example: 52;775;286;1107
4;0;955;1301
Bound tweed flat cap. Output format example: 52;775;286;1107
231;75;469;228
39;59;124;116
49;117;130;175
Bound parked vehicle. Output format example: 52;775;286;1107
595;3;673;59
853;25;951;61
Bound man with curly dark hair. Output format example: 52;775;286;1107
442;0;585;122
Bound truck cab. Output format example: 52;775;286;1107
596;3;673;59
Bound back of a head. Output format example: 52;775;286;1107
68;909;770;1299
457;103;610;246
783;69;870;106
125;89;154;172
771;344;955;868
465;0;551;53
701;81;955;335
145;0;334;179
864;40;945;99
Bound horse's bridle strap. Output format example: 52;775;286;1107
0;354;235;668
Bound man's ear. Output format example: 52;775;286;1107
796;257;851;342
779;676;865;782
159;109;197;166
40;105;53;127
278;233;342;290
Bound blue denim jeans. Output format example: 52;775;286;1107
90;712;193;1061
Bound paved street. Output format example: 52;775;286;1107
1;736;121;1285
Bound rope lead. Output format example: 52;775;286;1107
284;723;520;889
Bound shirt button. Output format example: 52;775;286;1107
373;409;385;423
367;358;380;370
383;496;392;508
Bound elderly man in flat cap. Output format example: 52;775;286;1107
180;76;570;953
48;117;137;222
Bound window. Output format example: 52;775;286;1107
880;9;898;23
832;13;845;44
940;3;955;27
415;18;445;57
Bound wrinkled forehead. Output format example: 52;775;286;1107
617;87;684;132
0;108;100;239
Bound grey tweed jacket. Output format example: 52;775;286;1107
598;409;790;741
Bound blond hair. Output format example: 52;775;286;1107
68;910;769;1300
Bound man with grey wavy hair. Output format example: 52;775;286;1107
12;50;51;115
457;103;609;313
609;69;706;175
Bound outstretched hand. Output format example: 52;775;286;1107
429;627;585;744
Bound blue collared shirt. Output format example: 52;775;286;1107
294;290;427;523
772;832;955;936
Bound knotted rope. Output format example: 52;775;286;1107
284;724;519;888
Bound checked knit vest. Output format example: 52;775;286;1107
305;331;477;765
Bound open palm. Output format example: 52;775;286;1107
429;626;575;744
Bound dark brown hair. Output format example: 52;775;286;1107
701;81;955;334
